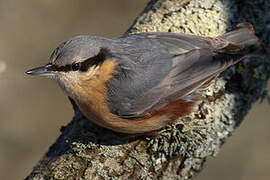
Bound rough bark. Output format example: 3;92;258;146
26;0;270;179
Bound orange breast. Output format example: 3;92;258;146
70;58;196;134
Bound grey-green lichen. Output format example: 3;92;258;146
26;0;270;180
129;0;229;37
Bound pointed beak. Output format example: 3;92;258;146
25;64;56;77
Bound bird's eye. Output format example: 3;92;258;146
71;63;80;71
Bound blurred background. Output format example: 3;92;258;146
0;1;269;179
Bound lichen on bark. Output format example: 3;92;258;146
26;0;270;179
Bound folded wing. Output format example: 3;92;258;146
107;23;260;118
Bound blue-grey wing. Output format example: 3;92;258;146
106;28;252;118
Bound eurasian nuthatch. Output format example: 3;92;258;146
26;23;263;134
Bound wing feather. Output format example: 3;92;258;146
107;32;244;118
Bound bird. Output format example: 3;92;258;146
26;23;263;134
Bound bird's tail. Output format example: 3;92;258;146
218;22;265;55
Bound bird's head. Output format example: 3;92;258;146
26;35;114;97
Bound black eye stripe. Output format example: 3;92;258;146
59;64;72;72
50;48;112;72
47;64;71;72
79;48;110;72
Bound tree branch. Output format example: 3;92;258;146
26;0;270;179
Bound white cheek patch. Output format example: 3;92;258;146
54;66;101;97
81;65;100;81
55;72;79;96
